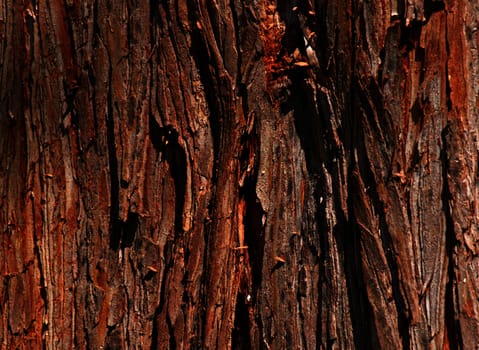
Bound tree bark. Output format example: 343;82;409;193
1;0;478;349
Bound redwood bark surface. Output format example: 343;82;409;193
1;0;478;349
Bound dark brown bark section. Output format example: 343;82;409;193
1;0;479;349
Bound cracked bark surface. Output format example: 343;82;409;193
1;0;479;349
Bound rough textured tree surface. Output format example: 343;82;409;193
1;0;478;349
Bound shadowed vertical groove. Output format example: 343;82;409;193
232;293;252;350
441;124;460;349
348;18;373;340
442;17;458;347
352;74;411;349
236;170;264;348
345;180;377;347
187;1;221;185
165;130;186;235
186;1;225;346
106;61;121;250
231;2;265;344
243;186;265;304
147;119;186;235
121;212;138;248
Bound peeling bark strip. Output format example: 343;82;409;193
1;0;479;349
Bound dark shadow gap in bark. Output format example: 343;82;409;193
108;212;139;250
346;172;382;349
121;212;139;248
284;6;379;346
400;20;422;53
229;0;242;101
357;3;372;57
33;236;49;349
238;105;264;293
148;88;186;347
148;117;186;235
276;0;304;55
150;305;160;350
105;326;122;350
166;313;177;350
106;61;121;250
188;2;221;185
424;0;445;21
150;0;160;32
232;293;252;350
345;14;379;347
295;265;309;348
237;107;264;347
287;61;331;346
244;191;265;290
326;105;363;349
314;177;327;345
378;47;386;84
441;123;460;349
289;67;326;174
352;72;410;349
411;98;425;131
353;102;411;350
164;132;186;235
334;214;380;349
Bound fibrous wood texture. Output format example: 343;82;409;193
1;0;479;349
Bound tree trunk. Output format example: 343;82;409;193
1;0;478;348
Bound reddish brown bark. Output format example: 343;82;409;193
1;0;479;349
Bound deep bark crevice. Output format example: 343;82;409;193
354;123;412;349
441;123;460;349
400;21;423;53
105;326;122;350
241;184;265;297
149;118;186;235
346;176;379;349
106;49;121;250
165;132;186;235
150;305;160;350
238;94;263;293
230;0;242;97
351;68;412;347
188;3;221;185
232;292;252;350
423;0;445;21
121;212;139;248
237;106;263;347
289;68;325;174
166;313;177;350
34;239;48;342
346;19;373;342
287;55;333;348
276;0;304;56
